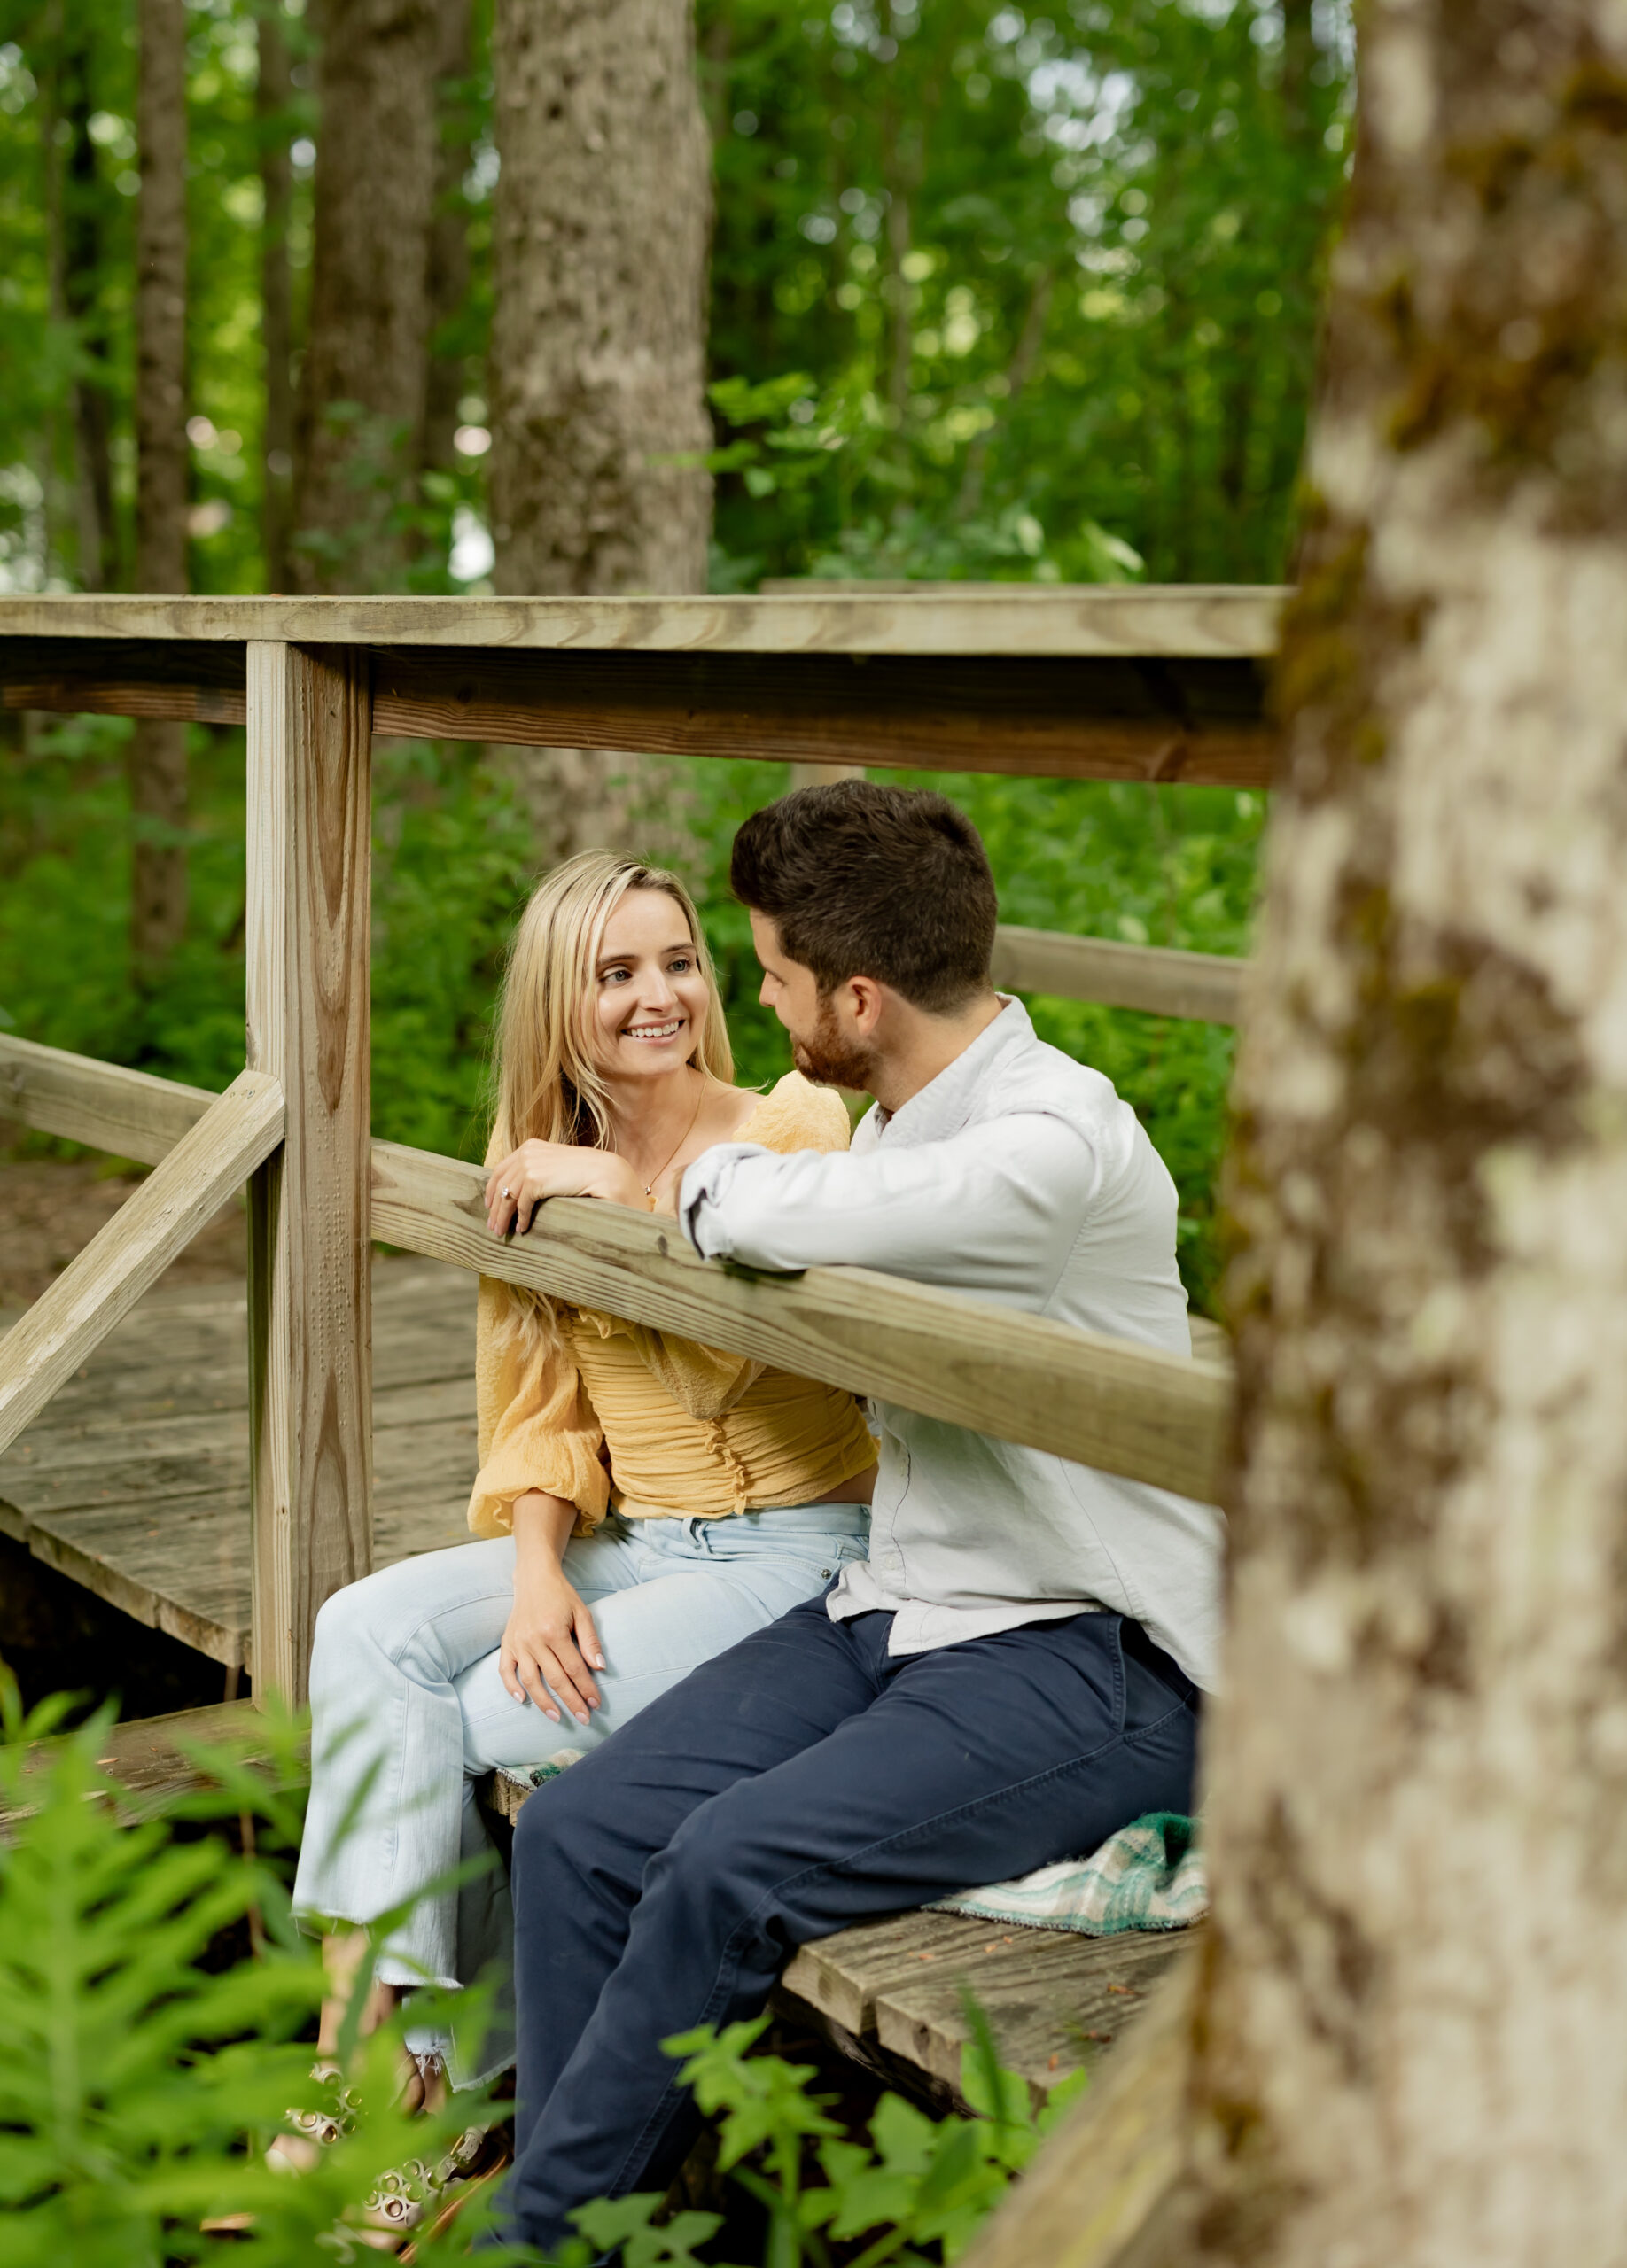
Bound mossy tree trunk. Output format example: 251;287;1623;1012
130;0;189;978
1192;4;1627;2261
969;11;1627;2265
291;0;439;593
487;0;712;863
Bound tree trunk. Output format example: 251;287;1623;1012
292;0;440;593
964;10;1627;2266
257;0;294;593
487;0;712;862
420;0;474;483
130;0;190;977
1195;4;1627;2260
60;38;117;594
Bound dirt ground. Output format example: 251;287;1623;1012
0;1154;247;1311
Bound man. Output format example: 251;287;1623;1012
495;781;1223;2248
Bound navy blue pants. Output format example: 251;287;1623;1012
497;1594;1201;2249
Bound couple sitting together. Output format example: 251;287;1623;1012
291;780;1222;2249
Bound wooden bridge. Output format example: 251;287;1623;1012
0;585;1273;2109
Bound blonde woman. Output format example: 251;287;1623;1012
290;851;876;2117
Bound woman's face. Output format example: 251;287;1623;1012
588;888;711;1087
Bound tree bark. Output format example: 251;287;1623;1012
257;0;294;593
489;0;712;598
130;0;190;975
420;0;474;482
1191;4;1627;2261
292;0;440;593
487;0;712;861
962;9;1627;2266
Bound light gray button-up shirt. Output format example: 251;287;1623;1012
679;998;1225;1692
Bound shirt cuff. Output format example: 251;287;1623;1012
679;1141;772;1259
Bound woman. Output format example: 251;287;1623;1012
291;850;876;2120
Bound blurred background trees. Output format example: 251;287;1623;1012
0;0;1351;1309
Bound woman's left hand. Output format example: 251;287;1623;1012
485;1140;644;1236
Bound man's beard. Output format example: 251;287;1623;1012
790;997;877;1091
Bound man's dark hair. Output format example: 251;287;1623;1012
730;780;998;1011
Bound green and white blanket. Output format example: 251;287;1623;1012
928;1812;1205;1936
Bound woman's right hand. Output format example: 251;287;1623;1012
501;1561;605;1727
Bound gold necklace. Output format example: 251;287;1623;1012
627;1075;706;1200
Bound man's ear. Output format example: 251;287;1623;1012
845;975;885;1034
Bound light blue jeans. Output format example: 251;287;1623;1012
292;1503;871;2070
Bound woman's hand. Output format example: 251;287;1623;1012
500;1561;605;1726
485;1140;643;1235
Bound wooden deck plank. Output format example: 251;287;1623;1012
872;1926;1186;2102
0;1255;479;1674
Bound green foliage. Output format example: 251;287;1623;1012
700;0;1350;586
569;2008;1086;2268
0;1659;1082;2268
0;1663;535;2265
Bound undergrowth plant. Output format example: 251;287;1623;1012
0;1663;1081;2265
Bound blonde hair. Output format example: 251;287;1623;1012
486;850;734;1345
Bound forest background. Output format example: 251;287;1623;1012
0;0;1351;1313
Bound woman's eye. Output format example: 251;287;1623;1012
668;958;693;974
602;967;631;984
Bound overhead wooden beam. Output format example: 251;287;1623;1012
0;635;246;726
0;640;1277;786
0;1071;284;1456
370;648;1275;788
992;927;1249;1023
246;641;374;1706
0;1032;213;1163
0;585;1284;656
370;1139;1230;1502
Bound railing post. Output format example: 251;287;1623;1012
245;641;373;1705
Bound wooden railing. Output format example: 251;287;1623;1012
0;589;1277;1700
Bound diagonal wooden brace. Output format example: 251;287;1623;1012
0;1070;285;1456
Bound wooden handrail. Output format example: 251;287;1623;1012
992;926;1248;1023
370;1141;1228;1501
0;1070;285;1455
0;1036;1228;1499
0;1032;211;1164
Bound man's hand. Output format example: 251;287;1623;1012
485;1140;644;1235
501;1560;605;1726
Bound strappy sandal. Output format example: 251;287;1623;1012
359;2121;500;2243
266;2060;357;2174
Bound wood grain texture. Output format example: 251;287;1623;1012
873;1925;1185;2101
960;1945;1197;2268
245;641;373;1705
0;586;1286;656
0;635;246;723
0;1071;284;1456
0;1032;214;1162
370;647;1276;787
0;1262;475;1674
370;1138;1231;1499
992;927;1249;1023
2;633;1278;785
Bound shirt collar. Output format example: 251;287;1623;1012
871;996;1033;1148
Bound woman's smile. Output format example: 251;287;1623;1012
620;1015;687;1044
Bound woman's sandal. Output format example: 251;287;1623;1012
358;2120;505;2246
265;2060;357;2175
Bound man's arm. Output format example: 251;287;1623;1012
679;1113;1098;1301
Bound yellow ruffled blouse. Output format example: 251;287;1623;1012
466;1072;876;1538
